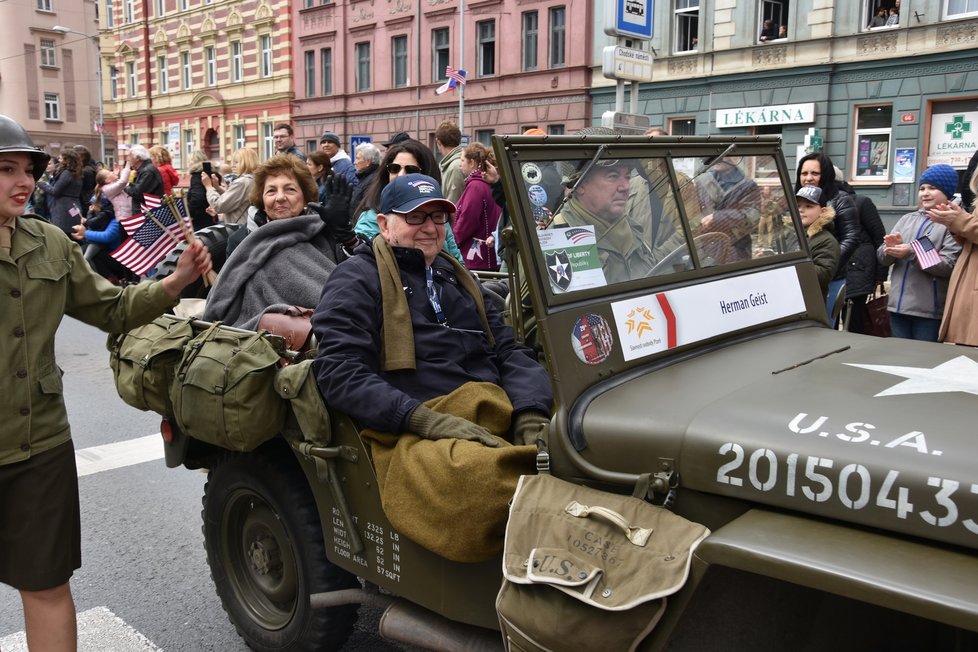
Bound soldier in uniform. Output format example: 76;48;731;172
0;115;212;651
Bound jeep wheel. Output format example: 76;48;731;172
153;222;242;299
202;444;359;651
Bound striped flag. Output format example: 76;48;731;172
447;66;466;86
141;193;162;211
110;197;190;275
911;236;942;270
435;67;467;95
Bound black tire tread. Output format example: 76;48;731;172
202;442;358;652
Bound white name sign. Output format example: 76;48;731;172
716;103;815;128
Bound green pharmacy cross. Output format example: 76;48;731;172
945;115;972;140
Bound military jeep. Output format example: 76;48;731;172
137;135;978;651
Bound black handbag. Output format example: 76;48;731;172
864;284;891;337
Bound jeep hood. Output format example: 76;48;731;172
577;327;978;551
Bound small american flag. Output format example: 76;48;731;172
111;197;190;275
911;236;942;270
434;67;467;95
446;66;466;86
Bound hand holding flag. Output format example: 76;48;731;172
910;236;942;270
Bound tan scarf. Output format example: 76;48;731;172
372;235;495;371
0;215;15;255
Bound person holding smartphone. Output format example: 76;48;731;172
186;150;216;231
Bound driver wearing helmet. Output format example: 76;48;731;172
553;156;658;283
0;114;212;650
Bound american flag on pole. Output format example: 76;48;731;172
911;236;942;270
435;67;467;95
110;197;190;275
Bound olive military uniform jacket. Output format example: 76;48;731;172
0;216;178;465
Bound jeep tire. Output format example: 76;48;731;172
202;443;359;651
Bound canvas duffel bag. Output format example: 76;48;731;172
496;474;710;652
170;322;286;451
108;315;195;417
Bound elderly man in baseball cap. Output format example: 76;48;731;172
310;173;552;559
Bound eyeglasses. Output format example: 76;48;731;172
397;209;451;225
387;163;422;175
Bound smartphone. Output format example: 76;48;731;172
202;161;212;175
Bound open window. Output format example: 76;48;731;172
673;0;699;54
758;0;788;42
864;0;902;30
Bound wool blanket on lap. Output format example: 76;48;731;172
203;213;337;330
361;381;537;563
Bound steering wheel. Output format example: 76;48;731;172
648;232;735;276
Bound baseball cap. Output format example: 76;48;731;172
382;131;412;147
319;131;340;145
380;174;457;214
796;185;826;207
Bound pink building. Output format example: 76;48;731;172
292;0;592;151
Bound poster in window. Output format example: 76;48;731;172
894;148;915;183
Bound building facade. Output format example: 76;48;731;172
1;0;103;160
101;0;294;171
591;0;978;223
292;0;593;152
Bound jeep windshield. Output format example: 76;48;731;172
495;135;807;303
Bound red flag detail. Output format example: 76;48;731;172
910;237;942;270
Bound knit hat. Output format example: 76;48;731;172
319;131;341;146
796;185;826;207
920;164;958;201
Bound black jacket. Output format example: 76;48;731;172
843;193;887;296
123;160;164;215
349;163;379;222
187;170;213;231
311;244;553;433
826;189;859;280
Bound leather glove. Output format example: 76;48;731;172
407;405;501;448
512;410;549;447
307;175;358;248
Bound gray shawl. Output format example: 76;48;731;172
203;213;337;329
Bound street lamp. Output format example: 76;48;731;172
52;25;105;164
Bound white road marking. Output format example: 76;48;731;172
75;435;165;478
0;606;160;651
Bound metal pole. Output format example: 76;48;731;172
458;0;464;132
94;37;106;164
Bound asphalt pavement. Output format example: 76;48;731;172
0;317;406;652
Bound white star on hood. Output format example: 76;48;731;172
844;355;978;397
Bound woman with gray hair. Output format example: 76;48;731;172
123;144;163;216
351;142;381;216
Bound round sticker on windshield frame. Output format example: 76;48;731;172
521;162;543;185
571;313;614;366
527;184;548;207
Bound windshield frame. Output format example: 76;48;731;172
492;135;808;310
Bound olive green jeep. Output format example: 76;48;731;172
122;135;978;651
